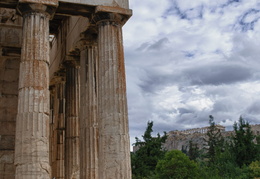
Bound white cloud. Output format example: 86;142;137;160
123;0;260;146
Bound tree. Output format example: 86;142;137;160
187;140;200;161
131;121;167;179
249;161;260;178
155;150;200;179
231;116;257;167
205;115;224;164
256;135;260;161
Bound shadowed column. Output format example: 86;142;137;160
52;79;65;179
65;60;80;179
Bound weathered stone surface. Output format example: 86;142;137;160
0;8;22;25
59;0;129;9
49;16;89;79
14;6;52;179
0;8;16;23
0;32;19;177
1;0;132;178
19;0;58;7
4;58;20;69
2;81;19;95
0;122;16;135
95;13;132;179
0;96;18;122
0;135;15;150
80;44;99;179
50;79;65;179
0;151;15;179
65;60;80;179
0;27;22;47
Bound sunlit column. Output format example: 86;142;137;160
15;2;57;178
93;11;132;179
79;38;99;179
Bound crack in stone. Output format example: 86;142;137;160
40;162;50;175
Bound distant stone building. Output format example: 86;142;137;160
164;124;260;152
0;0;132;178
251;124;260;136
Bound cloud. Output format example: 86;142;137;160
185;62;252;85
246;99;260;115
235;9;260;31
123;0;260;146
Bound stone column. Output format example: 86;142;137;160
15;2;57;179
79;40;99;179
65;60;80;179
50;75;65;179
93;11;132;179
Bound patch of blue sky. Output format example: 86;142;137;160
183;51;196;58
219;0;241;9
234;9;260;32
214;49;223;55
162;2;204;21
208;0;241;15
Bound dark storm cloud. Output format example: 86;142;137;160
138;61;252;94
138;73;174;93
173;111;213;129
212;98;237;113
148;38;169;51
185;63;252;85
178;107;194;115
242;114;260;125
135;37;170;52
136;42;150;51
246;100;260;115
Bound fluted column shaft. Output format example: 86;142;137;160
15;6;51;179
95;13;131;179
80;45;99;179
65;61;80;179
52;81;65;179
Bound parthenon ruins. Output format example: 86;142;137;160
0;0;132;178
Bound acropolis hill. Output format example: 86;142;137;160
163;124;260;152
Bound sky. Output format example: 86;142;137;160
122;0;260;147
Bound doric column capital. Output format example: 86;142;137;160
50;69;66;86
17;0;58;18
92;6;132;26
64;56;80;69
73;27;98;52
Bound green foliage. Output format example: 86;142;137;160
131;121;167;179
231;116;257;167
187;140;200;161
155;150;200;179
199;163;251;179
205;115;224;164
198;116;256;178
249;161;260;178
256;135;260;161
131;117;260;179
199;116;254;178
